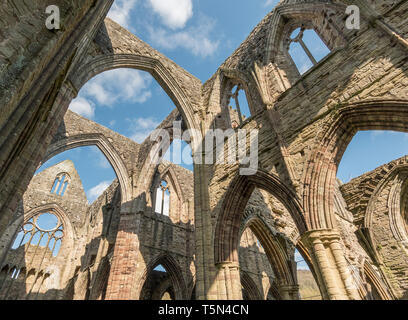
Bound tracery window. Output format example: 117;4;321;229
10;267;20;279
287;27;330;75
155;180;170;216
11;212;64;257
50;173;70;196
227;84;251;126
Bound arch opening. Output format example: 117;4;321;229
215;170;308;266
139;255;186;300
216;172;311;300
294;248;322;300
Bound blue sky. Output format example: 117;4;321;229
37;1;408;206
338;131;408;183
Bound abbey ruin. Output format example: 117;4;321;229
0;0;408;300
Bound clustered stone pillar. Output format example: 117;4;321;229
278;284;300;300
215;262;243;300
193;163;219;300
302;229;361;300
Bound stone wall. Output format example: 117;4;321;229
340;156;408;299
1;0;408;300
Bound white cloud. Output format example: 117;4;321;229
126;117;160;143
264;0;279;7
69;97;95;119
87;180;113;203
91;148;111;169
149;0;193;29
107;0;138;29
80;69;152;108
148;16;219;57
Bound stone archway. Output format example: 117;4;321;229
240;271;263;300
298;100;408;300
42;133;131;202
213;169;307;300
136;254;187;300
71;53;200;136
303;100;408;230
242;216;297;294
215;169;307;265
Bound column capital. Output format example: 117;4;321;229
215;261;240;270
301;228;341;245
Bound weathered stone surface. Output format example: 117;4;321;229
0;0;408;300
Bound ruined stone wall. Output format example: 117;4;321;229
0;1;113;238
60;179;120;300
2;0;408;301
0;121;284;300
340;156;408;299
0;160;88;299
0;0;95;127
197;0;408;300
239;188;303;300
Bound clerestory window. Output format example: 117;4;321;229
227;85;251;126
288;27;330;75
155;180;170;216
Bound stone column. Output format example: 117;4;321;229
278;284;300;300
104;202;142;300
330;237;361;300
215;262;243;300
193;163;218;300
301;229;361;300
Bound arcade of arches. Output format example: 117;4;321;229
1;0;408;300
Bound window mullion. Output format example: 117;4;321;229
161;189;165;215
233;87;243;124
298;38;318;66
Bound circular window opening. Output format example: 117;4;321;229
23;223;33;232
35;213;59;231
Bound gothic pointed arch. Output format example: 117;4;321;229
10;203;76;250
136;254;187;300
215;169;308;265
219;68;265;122
364;161;408;246
42;133;131;202
69;19;202;138
158;164;186;205
240;271;263;300
242;216;297;287
303;99;408;230
132;109;190;208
